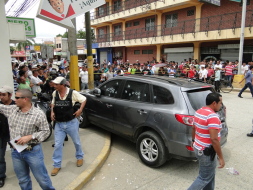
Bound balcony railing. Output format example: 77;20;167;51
91;0;158;20
93;10;253;43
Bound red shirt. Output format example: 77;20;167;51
193;107;222;151
207;69;214;77
225;65;233;76
189;69;195;78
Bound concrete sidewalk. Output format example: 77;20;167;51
2;126;111;190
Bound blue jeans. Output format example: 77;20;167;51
53;118;84;168
11;144;54;190
81;83;89;90
226;75;232;87
94;81;101;87
238;82;253;97
0;138;7;179
188;147;217;190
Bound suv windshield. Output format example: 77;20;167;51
187;88;214;111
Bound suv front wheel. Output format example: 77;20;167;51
136;131;167;167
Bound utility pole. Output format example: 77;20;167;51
238;0;247;74
85;11;94;89
68;18;80;91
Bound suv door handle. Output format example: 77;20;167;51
137;109;147;114
106;104;113;108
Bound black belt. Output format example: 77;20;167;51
11;143;39;151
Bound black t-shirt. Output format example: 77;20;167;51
94;70;101;81
0;100;15;105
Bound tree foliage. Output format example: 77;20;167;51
56;34;63;37
16;39;35;51
62;31;68;38
56;29;95;40
10;46;15;54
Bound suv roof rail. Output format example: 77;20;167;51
141;75;182;86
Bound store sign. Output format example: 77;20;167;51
78;50;85;54
6;17;36;37
54;52;67;56
198;0;220;6
14;51;25;55
34;46;41;51
37;0;105;28
230;0;240;2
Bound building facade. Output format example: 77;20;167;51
91;0;253;64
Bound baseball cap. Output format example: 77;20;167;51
52;77;66;84
141;63;144;66
0;85;13;94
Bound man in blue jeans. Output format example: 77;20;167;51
51;77;87;176
238;65;253;98
0;89;54;190
188;93;225;190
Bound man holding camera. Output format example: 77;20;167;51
188;93;225;190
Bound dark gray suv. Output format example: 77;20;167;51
81;75;228;167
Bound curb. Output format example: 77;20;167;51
63;132;111;190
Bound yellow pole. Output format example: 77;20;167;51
70;55;80;91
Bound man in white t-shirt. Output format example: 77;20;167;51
241;62;248;75
214;60;223;70
106;66;114;81
199;65;208;82
79;66;88;90
30;70;43;94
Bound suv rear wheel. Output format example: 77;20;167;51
136;131;167;167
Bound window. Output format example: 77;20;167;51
114;0;121;11
187;10;194;16
59;43;61;48
133;21;140;26
100;80;123;98
153;86;174;104
145;18;155;31
121;81;150;102
56;44;59;48
98;28;104;38
134;50;140;54
114;25;121;36
125;23;131;28
240;0;250;6
165;13;178;28
142;50;153;54
98;6;104;16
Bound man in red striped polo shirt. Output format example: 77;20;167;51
188;93;225;190
225;62;234;87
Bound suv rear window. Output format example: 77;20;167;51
187;88;214;111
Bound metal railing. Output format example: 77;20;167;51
93;10;253;44
90;0;158;20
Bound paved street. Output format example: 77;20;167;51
84;91;253;190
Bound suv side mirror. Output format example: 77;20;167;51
93;88;101;97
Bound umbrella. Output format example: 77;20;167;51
154;63;167;68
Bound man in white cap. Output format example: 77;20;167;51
0;86;15;187
50;77;87;176
30;70;43;94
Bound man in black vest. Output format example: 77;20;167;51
0;86;15;187
50;77;87;176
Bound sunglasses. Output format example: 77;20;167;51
15;96;25;99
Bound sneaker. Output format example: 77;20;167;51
238;95;243;98
77;159;83;167
51;168;61;176
247;133;253;137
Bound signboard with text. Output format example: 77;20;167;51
37;0;105;28
6;17;36;37
198;0;220;6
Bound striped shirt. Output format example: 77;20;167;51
193;107;222;151
225;65;233;76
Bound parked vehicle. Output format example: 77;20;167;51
80;75;228;167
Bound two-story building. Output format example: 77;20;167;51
91;0;253;64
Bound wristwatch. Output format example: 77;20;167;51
192;139;195;142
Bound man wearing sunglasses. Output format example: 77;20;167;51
0;86;15;188
0;89;54;190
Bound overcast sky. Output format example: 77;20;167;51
5;0;86;43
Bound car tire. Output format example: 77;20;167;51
136;131;167;168
78;110;90;128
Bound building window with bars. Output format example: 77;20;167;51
145;18;155;31
114;25;121;36
133;21;140;26
98;6;104;16
98;29;104;38
134;50;140;54
59;44;61;48
126;23;131;28
165;13;178;28
187;10;194;16
114;0;121;11
142;50;153;54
